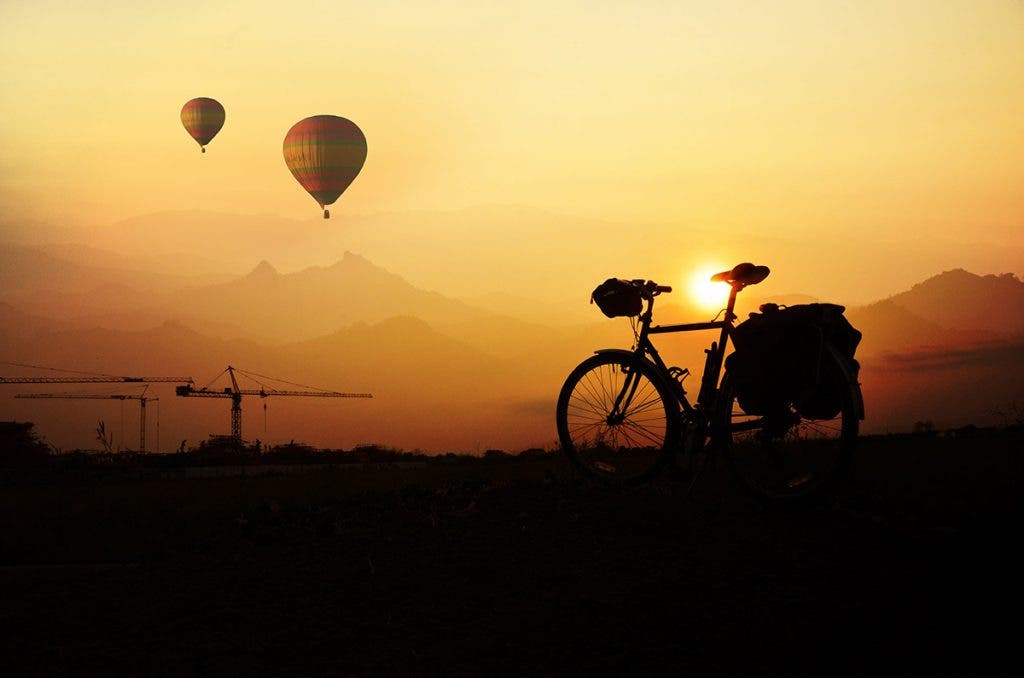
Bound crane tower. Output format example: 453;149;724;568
15;390;158;452
175;366;371;443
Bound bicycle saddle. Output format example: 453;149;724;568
710;262;770;286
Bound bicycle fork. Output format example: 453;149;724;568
607;364;644;425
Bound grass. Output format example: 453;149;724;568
2;428;1022;674
2;428;1020;565
0;455;566;565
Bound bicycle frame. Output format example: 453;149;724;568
560;267;861;498
624;283;741;418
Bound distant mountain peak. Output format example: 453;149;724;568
903;268;1023;294
247;260;279;278
336;251;375;268
940;267;1018;283
326;251;405;282
883;267;1024;337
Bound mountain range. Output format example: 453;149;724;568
1;239;1022;451
9;207;1022;304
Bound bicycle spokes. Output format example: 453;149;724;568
724;390;855;502
557;355;678;484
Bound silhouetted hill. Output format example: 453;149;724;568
0;313;538;452
294;205;1024;304
842;269;1024;356
0;320;269;382
284;315;493;387
11;207;1024;306
173;252;493;343
246;260;279;280
884;269;1024;336
0;320;348;451
3;250;1023;448
835;271;1024;429
845;300;950;356
0;243;214;320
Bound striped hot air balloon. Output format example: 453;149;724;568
282;115;367;219
181;98;225;153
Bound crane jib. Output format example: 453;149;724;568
0;376;193;384
174;368;373;441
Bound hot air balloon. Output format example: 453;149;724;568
181;98;225;153
282;115;367;219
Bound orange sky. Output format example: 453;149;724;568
1;1;1022;299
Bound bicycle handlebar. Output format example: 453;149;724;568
642;281;671;295
630;280;672;300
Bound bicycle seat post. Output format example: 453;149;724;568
696;282;742;410
727;284;740;322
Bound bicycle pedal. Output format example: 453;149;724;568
668;366;690;382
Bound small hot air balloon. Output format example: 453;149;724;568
181;97;225;153
282;115;367;218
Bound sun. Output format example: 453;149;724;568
688;266;730;312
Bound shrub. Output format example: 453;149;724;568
0;421;51;469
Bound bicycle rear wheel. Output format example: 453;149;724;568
718;350;858;505
556;353;680;485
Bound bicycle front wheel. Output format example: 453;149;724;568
556;352;680;485
718;350;858;505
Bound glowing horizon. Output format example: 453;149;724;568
0;0;1021;307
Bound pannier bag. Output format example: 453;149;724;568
591;278;643;318
724;303;861;420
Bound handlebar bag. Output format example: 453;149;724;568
591;278;643;318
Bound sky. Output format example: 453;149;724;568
1;1;1022;292
2;1;1023;450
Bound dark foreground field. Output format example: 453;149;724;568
3;430;1023;676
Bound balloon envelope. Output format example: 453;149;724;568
283;115;367;218
181;98;225;152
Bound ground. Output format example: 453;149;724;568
2;431;1022;676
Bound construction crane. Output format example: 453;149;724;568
0;363;192;385
0;375;190;384
14;390;158;452
1;364;191;452
175;365;372;443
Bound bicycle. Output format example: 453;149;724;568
555;263;865;504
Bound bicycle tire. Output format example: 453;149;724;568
556;352;680;485
717;347;858;506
